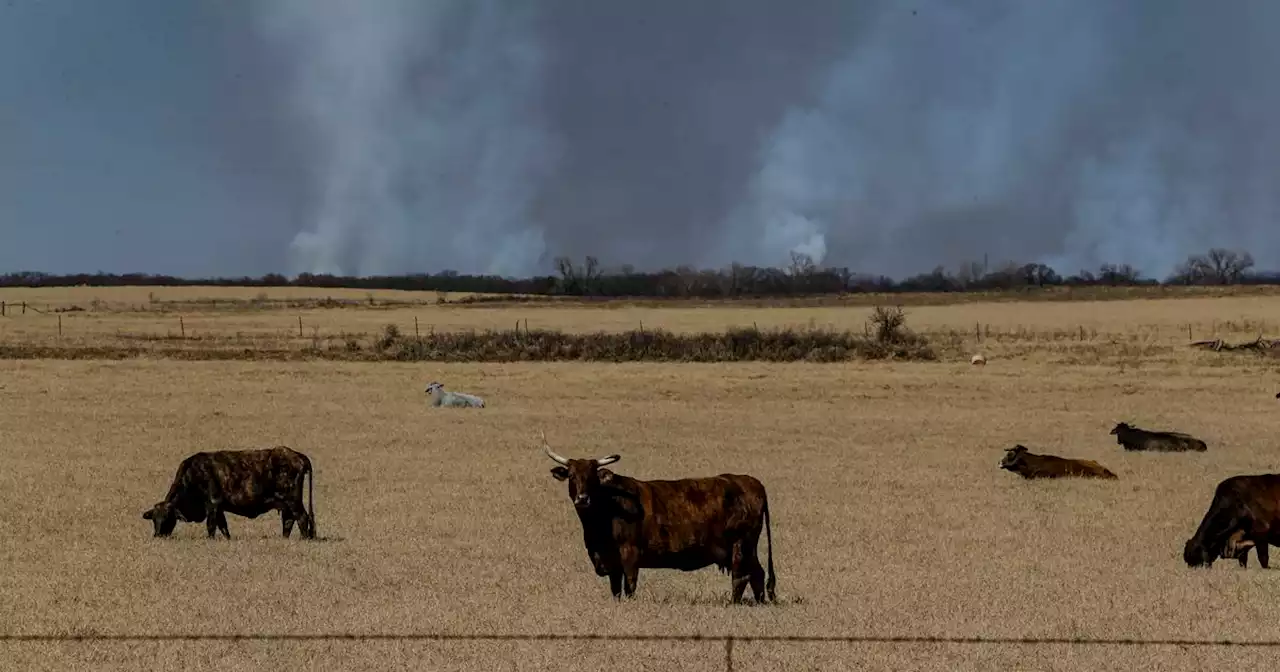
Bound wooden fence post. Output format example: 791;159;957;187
180;317;185;338
298;316;303;338
58;314;62;337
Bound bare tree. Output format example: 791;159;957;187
787;251;816;292
1177;248;1254;284
1098;263;1142;285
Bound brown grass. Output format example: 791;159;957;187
4;285;1280;366
5;286;1280;669
3;358;1280;669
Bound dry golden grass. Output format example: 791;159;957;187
4;357;1280;669
3;285;1280;364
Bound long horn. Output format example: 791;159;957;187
541;430;570;465
595;454;621;467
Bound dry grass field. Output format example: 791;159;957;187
3;285;1280;364
4;287;1280;670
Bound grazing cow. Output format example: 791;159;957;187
1183;474;1280;568
998;445;1118;480
1110;422;1207;452
141;446;316;540
425;381;485;408
541;432;776;604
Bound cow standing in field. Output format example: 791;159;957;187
998;445;1118;480
141;445;316;540
1183;474;1280;568
1110;422;1208;452
541;433;776;604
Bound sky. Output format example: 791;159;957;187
2;0;1279;280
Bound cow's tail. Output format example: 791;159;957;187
305;456;316;540
763;492;776;603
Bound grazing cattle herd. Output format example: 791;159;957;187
138;383;1280;603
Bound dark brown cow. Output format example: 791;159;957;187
142;445;316;540
1110;422;1207;452
541;433;776;603
998;445;1118;479
1183;474;1280;568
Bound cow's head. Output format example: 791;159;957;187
999;445;1029;471
1183;537;1214;568
141;501;184;537
1110;422;1132;435
542;431;620;510
425;382;443;395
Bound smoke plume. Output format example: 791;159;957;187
5;1;1280;279
728;0;1280;277
251;0;558;277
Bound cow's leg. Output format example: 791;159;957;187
619;547;639;599
1258;543;1270;569
747;555;767;604
730;542;749;604
216;509;231;539
205;500;220;539
608;571;623;599
281;509;295;538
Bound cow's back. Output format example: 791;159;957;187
207;446;309;516
627;474;767;563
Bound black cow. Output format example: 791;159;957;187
541;433;776;603
1183;474;1280;568
142;445;316;539
1110;422;1207;452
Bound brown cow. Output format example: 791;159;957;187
1184;474;1280;568
1110;422;1207;452
998;445;1118;479
142;445;315;540
541;432;776;603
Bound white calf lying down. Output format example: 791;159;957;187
425;381;486;408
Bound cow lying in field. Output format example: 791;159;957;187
542;432;776;604
1184;474;1280;568
425;381;485;408
141;445;316;540
998;445;1118;480
1110;422;1207;452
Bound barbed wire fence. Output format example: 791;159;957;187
6;632;1280;671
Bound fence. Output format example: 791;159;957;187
5;632;1280;670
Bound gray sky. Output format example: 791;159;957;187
3;0;1279;279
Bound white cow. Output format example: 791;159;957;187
425;381;486;408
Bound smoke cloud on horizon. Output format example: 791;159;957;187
3;1;1279;279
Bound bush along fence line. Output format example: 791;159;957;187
0;308;937;363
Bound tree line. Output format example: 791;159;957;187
0;247;1270;298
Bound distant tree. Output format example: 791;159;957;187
1174;248;1254;285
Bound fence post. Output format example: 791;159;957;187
58;314;62;337
180;317;185;338
1;301;4;316
298;316;303;338
724;637;734;672
416;316;420;338
22;301;26;315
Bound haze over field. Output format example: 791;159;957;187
4;0;1280;279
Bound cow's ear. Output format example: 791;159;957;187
550;467;570;481
598;470;614;484
142;509;153;520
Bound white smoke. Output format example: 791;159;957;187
251;0;557;278
724;1;1280;279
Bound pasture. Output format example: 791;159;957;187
4;287;1280;670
